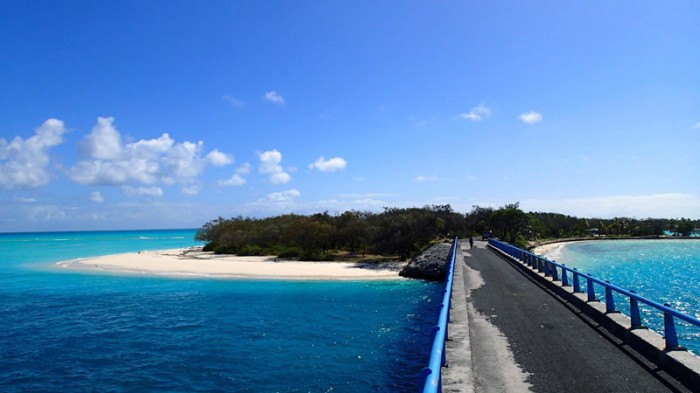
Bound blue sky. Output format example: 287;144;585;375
1;1;698;232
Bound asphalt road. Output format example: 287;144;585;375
462;240;690;393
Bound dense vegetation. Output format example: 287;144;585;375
196;205;466;261
196;203;699;259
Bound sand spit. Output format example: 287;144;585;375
57;247;408;280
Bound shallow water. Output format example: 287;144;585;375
0;230;440;392
545;239;700;354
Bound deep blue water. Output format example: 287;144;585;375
0;230;441;392
544;239;700;354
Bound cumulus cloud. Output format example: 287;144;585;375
218;163;251;187
269;172;291;184
70;117;232;188
460;104;491;122
308;156;347;172
250;189;300;208
258;149;291;184
206;150;233;166
263;91;286;105
0;118;67;189
219;174;246;186
81;116;122;159
236;162;251;175
90;191;104;203
122;185;163;197
519;111;543;124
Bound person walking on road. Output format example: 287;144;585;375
469;235;474;249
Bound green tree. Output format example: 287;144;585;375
677;219;695;236
465;205;494;235
489;202;533;245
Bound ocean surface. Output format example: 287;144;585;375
0;230;441;392
544;239;700;354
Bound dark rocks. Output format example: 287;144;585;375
399;242;452;281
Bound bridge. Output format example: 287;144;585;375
422;238;700;392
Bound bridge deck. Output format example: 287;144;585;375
443;240;691;393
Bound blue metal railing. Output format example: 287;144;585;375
489;239;700;350
419;237;458;393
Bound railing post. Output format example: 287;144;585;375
551;262;559;281
561;264;569;286
629;291;642;329
604;282;616;313
544;260;550;277
419;368;432;392
573;269;581;293
663;304;680;350
441;332;447;367
586;274;596;301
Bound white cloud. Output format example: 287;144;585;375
270;172;291;184
415;175;439;182
162;140;206;179
519;111;543;124
14;196;37;203
70;117;232;188
236;162;251;175
0;118;67;189
258;150;283;173
218;163;251;187
309;156;347;172
28;204;67;222
222;94;245;108
258;149;291;184
250;189;300;208
122;185;164;197
460;104;491;122
81;117;122;160
205;149;233;167
219;174;246;186
90;191;104;203
263;91;286;105
181;185;200;195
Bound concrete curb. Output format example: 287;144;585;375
488;244;700;391
442;242;475;393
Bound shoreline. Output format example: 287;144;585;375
532;236;700;259
56;247;408;281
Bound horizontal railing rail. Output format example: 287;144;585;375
488;239;700;350
419;237;458;393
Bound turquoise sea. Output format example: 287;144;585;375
0;230;441;392
545;239;700;354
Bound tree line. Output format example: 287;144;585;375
196;205;466;261
465;203;699;248
196;203;699;259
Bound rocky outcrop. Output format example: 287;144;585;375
399;242;452;281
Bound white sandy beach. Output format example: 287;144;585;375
532;242;566;257
57;247;407;280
